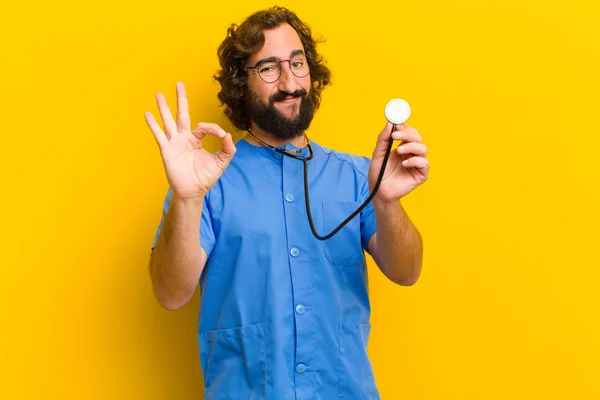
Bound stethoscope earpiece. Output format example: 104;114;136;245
384;99;411;125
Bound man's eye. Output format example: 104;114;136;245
259;65;277;74
291;61;303;68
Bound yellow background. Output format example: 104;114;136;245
1;0;599;398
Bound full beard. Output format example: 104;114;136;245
245;89;315;140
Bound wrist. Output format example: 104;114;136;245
371;195;401;210
372;197;408;223
172;192;205;210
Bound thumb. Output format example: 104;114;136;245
372;121;395;160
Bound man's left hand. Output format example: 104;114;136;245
368;122;429;203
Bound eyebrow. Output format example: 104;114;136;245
253;49;306;67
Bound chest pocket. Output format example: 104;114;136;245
321;201;366;267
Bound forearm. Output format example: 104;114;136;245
372;198;423;286
149;195;206;310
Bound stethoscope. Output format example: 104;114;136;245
246;99;411;240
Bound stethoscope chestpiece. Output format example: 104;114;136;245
384;99;411;125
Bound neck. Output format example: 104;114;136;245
245;122;308;148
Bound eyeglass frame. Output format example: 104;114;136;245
244;54;311;83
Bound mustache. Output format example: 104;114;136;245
269;89;307;104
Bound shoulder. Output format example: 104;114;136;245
312;141;372;177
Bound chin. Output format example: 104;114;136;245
276;108;300;120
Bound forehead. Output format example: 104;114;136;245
248;23;305;64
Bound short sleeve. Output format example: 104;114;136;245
359;177;377;254
200;191;216;257
151;187;216;258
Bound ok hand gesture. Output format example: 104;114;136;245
144;82;236;199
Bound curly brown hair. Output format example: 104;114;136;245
214;6;332;131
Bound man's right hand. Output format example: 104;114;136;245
144;82;236;200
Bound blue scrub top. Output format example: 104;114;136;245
152;139;380;399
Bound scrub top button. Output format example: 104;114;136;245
295;304;305;315
290;247;300;257
285;194;295;203
296;363;307;374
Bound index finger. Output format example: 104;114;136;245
392;126;422;143
191;122;227;140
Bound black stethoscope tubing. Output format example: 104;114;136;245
247;125;397;240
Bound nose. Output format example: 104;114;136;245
277;61;297;94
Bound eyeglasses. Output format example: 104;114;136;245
246;56;310;83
